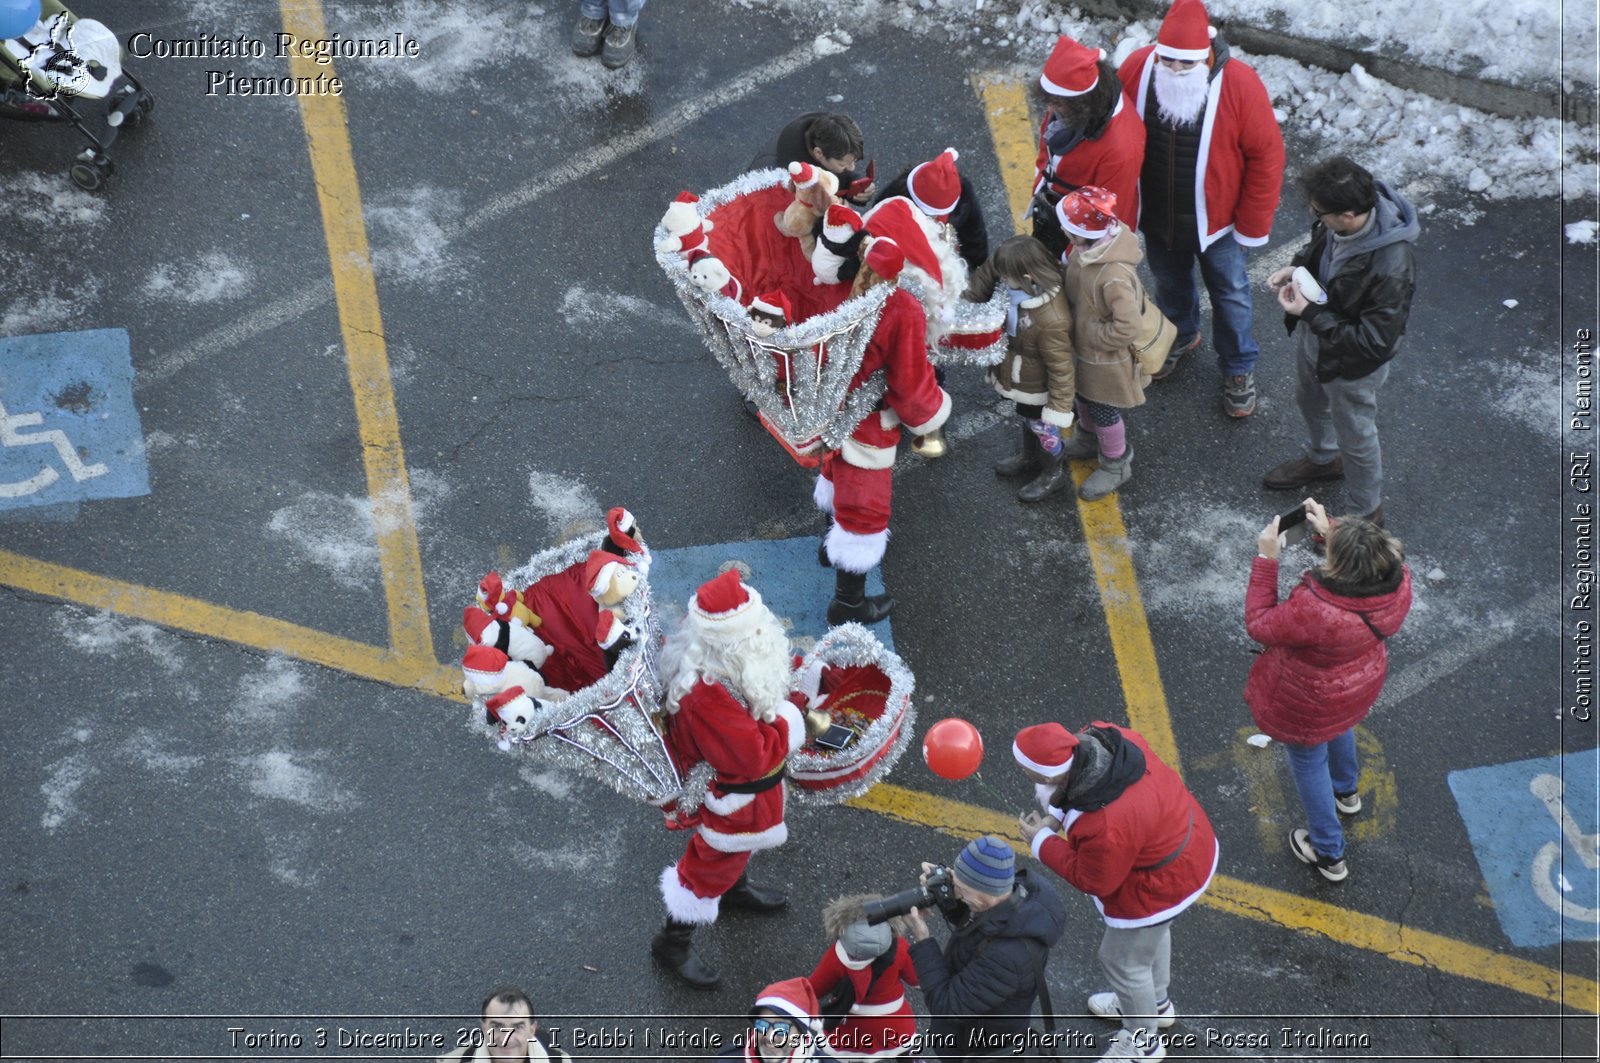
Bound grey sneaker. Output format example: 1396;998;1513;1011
1222;373;1257;418
601;21;637;68
1290;828;1349;882
571;15;606;56
1087;992;1177;1028
1334;791;1363;816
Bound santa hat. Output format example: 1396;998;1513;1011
462;606;492;643
688;568;764;635
788;160;823;189
1155;0;1216;62
1012;723;1079;777
751;977;822;1030
906;148;962;220
462;644;509;686
862;237;905;280
1040;36;1106;97
485;685;531;724
596;610;632;651
478;571;510;616
585;550;635;598
1056;185;1119;239
749;290;793;324
606;506;644;554
862;197;942;287
823;203;864;242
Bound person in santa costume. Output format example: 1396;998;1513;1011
718;978;830;1063
808;895;920;1061
1117;0;1285;417
1031;34;1146;259
1014;723;1219;1062
653;569;823;990
872;146;988;271
814;236;952;625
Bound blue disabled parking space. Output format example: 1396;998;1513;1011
648;537;894;652
1448;751;1600;946
0;329;148;512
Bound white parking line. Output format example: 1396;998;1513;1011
136;32;851;391
1377;592;1550;711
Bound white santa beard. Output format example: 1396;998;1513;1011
1153;63;1209;126
660;605;793;720
1035;781;1061;812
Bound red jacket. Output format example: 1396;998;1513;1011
840;287;951;471
809;939;919;1059
668;680;805;853
1032;92;1147;226
1117;45;1285;250
1244;557;1413;745
1032;724;1218;928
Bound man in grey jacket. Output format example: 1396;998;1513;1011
1263;156;1420;525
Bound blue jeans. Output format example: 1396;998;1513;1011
580;0;644;26
1144;233;1260;376
1283;730;1358;860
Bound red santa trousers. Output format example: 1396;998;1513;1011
814;452;892;574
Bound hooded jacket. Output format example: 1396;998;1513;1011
908;868;1066;1046
1287;179;1421;382
1245;556;1414;745
1061;222;1149;409
965;259;1078;424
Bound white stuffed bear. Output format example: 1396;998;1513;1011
655;191;713;255
463;607;554;669
485;686;544;749
687;249;744;303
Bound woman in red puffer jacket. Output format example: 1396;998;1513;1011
1245;498;1411;883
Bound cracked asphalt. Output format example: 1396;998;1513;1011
1;1;1595;1061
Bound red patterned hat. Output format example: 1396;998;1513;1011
1056;185;1119;239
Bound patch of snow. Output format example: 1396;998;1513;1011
141;252;252;304
230;658;309;729
0;172;106;227
1;277;104;335
365;188;464;285
265;490;380;589
1426;567;1446;582
1246;733;1272;748
124;730;204;776
518;764;577;799
238;750;358;812
525;471;599;537
53;610;186;674
41;752;94;832
1485;354;1562;441
1502;299;1519;308
558;286;692;333
1567;220;1597;244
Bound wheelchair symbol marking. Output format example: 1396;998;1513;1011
1529;773;1600;924
0;397;107;498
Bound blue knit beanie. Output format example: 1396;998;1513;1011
953;835;1015;896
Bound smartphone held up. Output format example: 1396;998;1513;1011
1278;503;1309;548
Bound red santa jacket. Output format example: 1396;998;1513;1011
1032;93;1147;227
1244;557;1413;746
809;939;919;1059
840;287;952;471
669;680;805;853
1117;45;1285;250
1032;724;1218;928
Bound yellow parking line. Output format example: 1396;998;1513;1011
851;783;1598;1008
280;0;434;665
0;547;460;698
973;76;1039;226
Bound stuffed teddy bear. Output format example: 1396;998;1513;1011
777;161;840;246
811;203;866;285
476;570;539;630
485;685;545;749
687;249;744;303
462;644;569;703
585;551;639;608
655;190;713;256
462;607;553;669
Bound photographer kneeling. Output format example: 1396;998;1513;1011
898;836;1066;1062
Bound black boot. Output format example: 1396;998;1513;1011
817;538;832;568
650;918;721;990
995;422;1042;478
827;569;896;625
722;872;789;913
1017;451;1069;502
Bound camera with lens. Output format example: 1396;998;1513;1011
862;865;959;925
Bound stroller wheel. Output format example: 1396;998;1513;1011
69;151;113;192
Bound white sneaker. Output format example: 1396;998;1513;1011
1334;790;1362;816
1087;992;1177;1028
1100;1028;1168;1060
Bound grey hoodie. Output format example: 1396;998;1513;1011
1319;179;1420;283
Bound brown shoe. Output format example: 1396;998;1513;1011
1151;334;1201;382
1263;454;1344;490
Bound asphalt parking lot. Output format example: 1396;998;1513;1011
1;1;1596;1060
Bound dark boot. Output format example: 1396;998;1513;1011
818;538;832;568
994;422;1041;478
1017;452;1069;502
722;872;789;913
826;569;895;625
650;918;721;990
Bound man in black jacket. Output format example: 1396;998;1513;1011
1264;156;1419;525
903;836;1066;1061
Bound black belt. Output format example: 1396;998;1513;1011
714;765;787;795
1135;810;1193;872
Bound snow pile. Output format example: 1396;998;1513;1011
1568;220;1598;244
141;251;253;304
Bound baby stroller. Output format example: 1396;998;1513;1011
0;0;153;190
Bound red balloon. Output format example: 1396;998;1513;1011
923;718;984;780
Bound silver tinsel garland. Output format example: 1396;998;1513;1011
786;622;918;808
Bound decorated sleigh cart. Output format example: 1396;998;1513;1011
654;169;1009;465
462;523;918;810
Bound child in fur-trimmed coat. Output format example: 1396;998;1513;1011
807;895;920;1062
